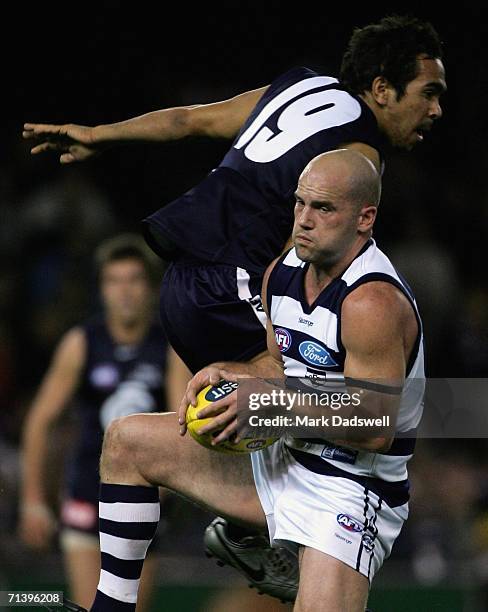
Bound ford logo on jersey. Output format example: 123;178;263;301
336;514;363;533
275;328;292;353
299;341;338;366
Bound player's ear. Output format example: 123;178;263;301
371;76;392;106
358;205;377;233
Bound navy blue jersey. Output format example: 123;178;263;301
144;67;386;272
66;316;167;502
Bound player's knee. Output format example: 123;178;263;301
102;414;144;466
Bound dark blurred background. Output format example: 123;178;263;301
1;4;488;611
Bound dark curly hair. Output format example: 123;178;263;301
340;16;443;100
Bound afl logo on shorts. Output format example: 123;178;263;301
275;328;292;353
336;514;363;533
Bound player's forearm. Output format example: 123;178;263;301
245;381;397;452
293;394;396;450
20;419;51;505
92;107;198;145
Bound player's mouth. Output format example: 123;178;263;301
415;123;432;143
295;233;313;245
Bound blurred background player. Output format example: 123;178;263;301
18;234;190;611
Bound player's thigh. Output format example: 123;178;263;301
115;411;266;528
294;546;369;612
60;529;100;610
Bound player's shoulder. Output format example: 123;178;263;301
75;314;112;356
54;325;87;365
264;247;298;285
342;280;414;324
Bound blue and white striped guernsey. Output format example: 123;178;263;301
267;239;425;507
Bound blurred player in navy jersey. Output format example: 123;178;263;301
19;234;190;611
23;15;446;608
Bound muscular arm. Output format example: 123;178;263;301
23;86;268;164
260;270;411;453
99;86;268;141
335;281;418;451
19;328;86;546
253;280;416;453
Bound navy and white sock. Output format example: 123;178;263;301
91;483;160;611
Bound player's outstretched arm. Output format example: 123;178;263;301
23;86;268;164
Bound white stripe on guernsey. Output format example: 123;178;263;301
236;267;252;300
282;355;310;378
282;249;305;268
99;501;160;523
236;267;267;329
98;569;139;604
235;77;338;150
342;240;402;287
271;295;339;351
100;532;152;560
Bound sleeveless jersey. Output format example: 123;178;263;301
66;316;167;501
144;67;386;273
267;241;425;506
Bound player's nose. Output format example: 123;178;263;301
297;205;314;228
429;98;442;120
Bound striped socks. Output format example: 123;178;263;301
91;484;160;611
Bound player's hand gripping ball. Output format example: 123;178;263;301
186;380;277;454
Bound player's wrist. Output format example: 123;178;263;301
91;124;118;147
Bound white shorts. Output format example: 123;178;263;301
251;439;408;582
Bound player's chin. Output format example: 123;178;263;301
396;138;416;152
393;132;419;151
294;244;313;262
119;311;140;325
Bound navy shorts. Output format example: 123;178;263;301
159;260;267;373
